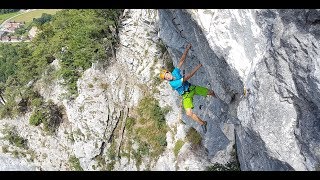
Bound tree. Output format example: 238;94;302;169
0;9;20;14
33;13;53;27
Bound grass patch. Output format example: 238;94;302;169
123;96;169;169
132;141;150;169
135;96;168;158
0;11;22;24
173;139;185;158
69;155;83;171
125;117;136;133
10;9;61;24
106;138;117;171
29;109;45;126
186;127;202;149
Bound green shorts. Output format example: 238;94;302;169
182;85;208;109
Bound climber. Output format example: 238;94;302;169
159;43;216;134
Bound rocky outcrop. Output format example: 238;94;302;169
158;9;320;170
1;9;319;171
0;155;35;171
158;9;242;166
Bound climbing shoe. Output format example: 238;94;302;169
201;121;207;134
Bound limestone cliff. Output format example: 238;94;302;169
1;9;319;171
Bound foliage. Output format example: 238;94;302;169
135;96;168;158
2;126;28;149
122;96;169;169
106;139;117;171
29;109;45;126
29;100;63;135
138;96;167;129
0;43;31;83
173;139;185;157
206;161;240;171
132;141;150;169
33;13;53;26
0;9;20;14
186;127;202;149
69;155;83;171
38;9;123;98
0;9;123;119
125;117;135;133
0;97;18;119
14;26;28;36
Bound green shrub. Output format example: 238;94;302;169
3;127;28;149
138;96;167;129
29;109;45;126
173;139;185;157
186;127;202;148
88;83;94;88
206;161;240;171
134;96;169;159
69;155;83;171
156;134;167;147
131;141;150;169
0;102;15;119
29;100;63;135
31;97;43;108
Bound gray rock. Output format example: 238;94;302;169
0;155;36;171
159;9;320;170
158;9;241;164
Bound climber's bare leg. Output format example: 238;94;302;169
185;108;205;125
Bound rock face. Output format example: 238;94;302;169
158;9;320;170
1;9;320;171
0;155;35;171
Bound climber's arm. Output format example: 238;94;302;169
183;63;202;82
177;44;192;69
